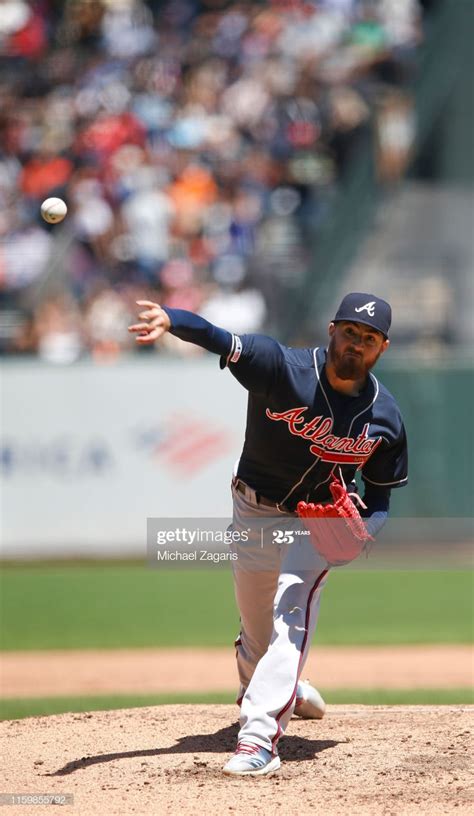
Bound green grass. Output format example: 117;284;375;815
1;689;472;721
1;564;472;650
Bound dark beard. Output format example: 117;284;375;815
328;339;367;380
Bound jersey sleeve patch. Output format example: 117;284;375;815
229;335;242;364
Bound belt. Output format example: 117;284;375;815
234;479;296;514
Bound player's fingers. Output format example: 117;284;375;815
136;300;160;308
135;327;163;344
128;322;150;333
138;309;160;320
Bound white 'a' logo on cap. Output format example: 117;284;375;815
355;301;376;317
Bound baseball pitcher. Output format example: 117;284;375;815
129;292;408;776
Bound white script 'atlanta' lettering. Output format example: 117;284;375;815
265;407;382;466
355;301;376;317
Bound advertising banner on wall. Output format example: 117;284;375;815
1;358;247;557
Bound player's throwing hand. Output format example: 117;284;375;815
128;301;171;344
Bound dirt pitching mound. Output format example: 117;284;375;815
2;705;472;816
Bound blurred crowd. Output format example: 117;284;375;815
0;0;423;362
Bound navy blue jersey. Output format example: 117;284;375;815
221;335;408;510
163;309;407;515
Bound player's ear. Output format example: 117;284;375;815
380;338;390;355
328;322;336;337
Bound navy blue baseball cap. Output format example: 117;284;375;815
333;292;391;338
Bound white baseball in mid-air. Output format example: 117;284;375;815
40;197;68;224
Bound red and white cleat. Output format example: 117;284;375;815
223;742;281;776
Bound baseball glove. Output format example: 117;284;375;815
297;475;374;567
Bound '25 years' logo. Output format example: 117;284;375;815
272;530;295;544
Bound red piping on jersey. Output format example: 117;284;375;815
271;569;328;753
